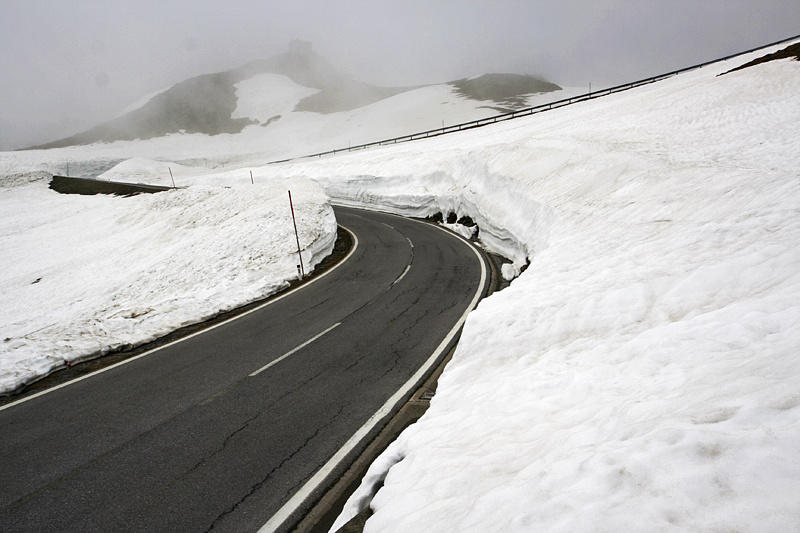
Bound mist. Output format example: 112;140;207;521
1;0;798;151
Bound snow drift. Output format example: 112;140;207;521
254;43;799;533
0;174;336;394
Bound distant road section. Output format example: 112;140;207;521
0;207;488;533
49;174;173;196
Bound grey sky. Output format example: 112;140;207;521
1;0;798;151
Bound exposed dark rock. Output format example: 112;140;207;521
29;70;254;149
451;73;561;111
721;42;800;75
457;215;476;227
263;115;281;126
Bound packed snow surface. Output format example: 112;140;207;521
0;174;335;394
1;38;799;532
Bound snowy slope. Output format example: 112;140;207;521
231;73;320;123
0;72;581;182
237;45;799;532
0;174;335;394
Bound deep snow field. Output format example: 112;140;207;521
1;38;799;532
0;174;335;393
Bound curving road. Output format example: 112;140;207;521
0;207;488;533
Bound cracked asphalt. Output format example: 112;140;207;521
0;207;488;533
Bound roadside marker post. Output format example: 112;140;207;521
288;191;305;279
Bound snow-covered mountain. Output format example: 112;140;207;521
4;43;577;180
25;40;562;152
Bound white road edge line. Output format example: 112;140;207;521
378;220;414;286
250;322;341;377
0;226;360;413
392;262;412;286
257;219;488;533
392;236;415;286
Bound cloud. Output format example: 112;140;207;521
1;0;798;150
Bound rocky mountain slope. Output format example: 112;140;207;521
28;41;560;150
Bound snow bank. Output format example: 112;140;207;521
95;157;216;185
282;46;799;532
0;173;336;394
273;156;549;274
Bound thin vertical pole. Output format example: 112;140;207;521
169;167;176;188
288;190;304;278
250;170;254;185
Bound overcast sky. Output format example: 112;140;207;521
1;0;798;151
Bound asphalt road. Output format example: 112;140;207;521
0;207;488;533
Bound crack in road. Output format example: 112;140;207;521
180;410;263;481
202;403;347;532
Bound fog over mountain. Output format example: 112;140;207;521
28;41;562;150
1;0;799;151
25;42;404;149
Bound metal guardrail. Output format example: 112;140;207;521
268;33;800;165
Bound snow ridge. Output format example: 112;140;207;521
317;42;800;533
314;157;550;274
